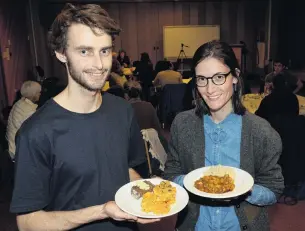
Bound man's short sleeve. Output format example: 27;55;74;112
128;110;146;168
10;126;52;214
265;73;274;83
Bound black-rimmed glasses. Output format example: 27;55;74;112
195;71;231;87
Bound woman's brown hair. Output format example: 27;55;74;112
192;40;246;117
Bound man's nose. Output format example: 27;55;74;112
92;55;103;70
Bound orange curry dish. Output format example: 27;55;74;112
194;174;235;194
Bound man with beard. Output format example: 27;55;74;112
10;3;159;231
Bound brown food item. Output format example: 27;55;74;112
131;180;155;199
194;174;235;194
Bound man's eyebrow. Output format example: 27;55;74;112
74;45;112;51
74;46;93;50
100;46;113;50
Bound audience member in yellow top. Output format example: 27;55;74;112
153;61;183;87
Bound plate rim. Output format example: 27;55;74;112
115;178;189;219
183;166;254;199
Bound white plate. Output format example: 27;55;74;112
183;166;254;199
115;178;189;218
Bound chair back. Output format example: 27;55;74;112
160;83;186;126
141;128;167;177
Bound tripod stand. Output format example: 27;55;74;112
177;44;187;74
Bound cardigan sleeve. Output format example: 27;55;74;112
246;183;277;205
163;117;185;182
253;118;284;200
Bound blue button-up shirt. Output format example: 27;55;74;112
174;113;277;231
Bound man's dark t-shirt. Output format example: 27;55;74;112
10;93;146;231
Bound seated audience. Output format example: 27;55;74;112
106;86;125;98
153;61;183;87
112;52;123;75
108;58;127;88
256;73;299;121
244;73;263;94
6;81;41;159
136;52;154;101
117;49;131;67
154;60;171;77
38;77;63;108
124;80;161;134
265;59;303;94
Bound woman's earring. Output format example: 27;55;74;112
235;68;241;77
233;84;237;92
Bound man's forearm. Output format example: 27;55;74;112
294;80;303;94
17;204;107;231
129;168;142;181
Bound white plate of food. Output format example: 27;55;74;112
115;178;189;218
183;165;254;199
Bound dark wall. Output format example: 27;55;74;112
38;0;269;72
277;1;305;69
0;0;32;105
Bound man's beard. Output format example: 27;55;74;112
67;60;110;92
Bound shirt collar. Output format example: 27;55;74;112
204;113;235;126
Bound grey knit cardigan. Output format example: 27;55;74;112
164;110;284;231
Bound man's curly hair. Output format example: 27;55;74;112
48;3;121;53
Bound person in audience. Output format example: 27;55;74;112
164;40;284;231
153;61;183;87
249;78;262;94
244;73;264;94
154;60;171;78
265;59;286;84
124;80;168;179
136;52;154;101
112;51;123;74
108;56;126;87
117;49;131;67
256;73;299;121
6;81;41;159
124;80;161;134
107;85;125;98
265;59;303;94
38;77;63;108
10;4;158;231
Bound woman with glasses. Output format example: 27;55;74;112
164;40;284;231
